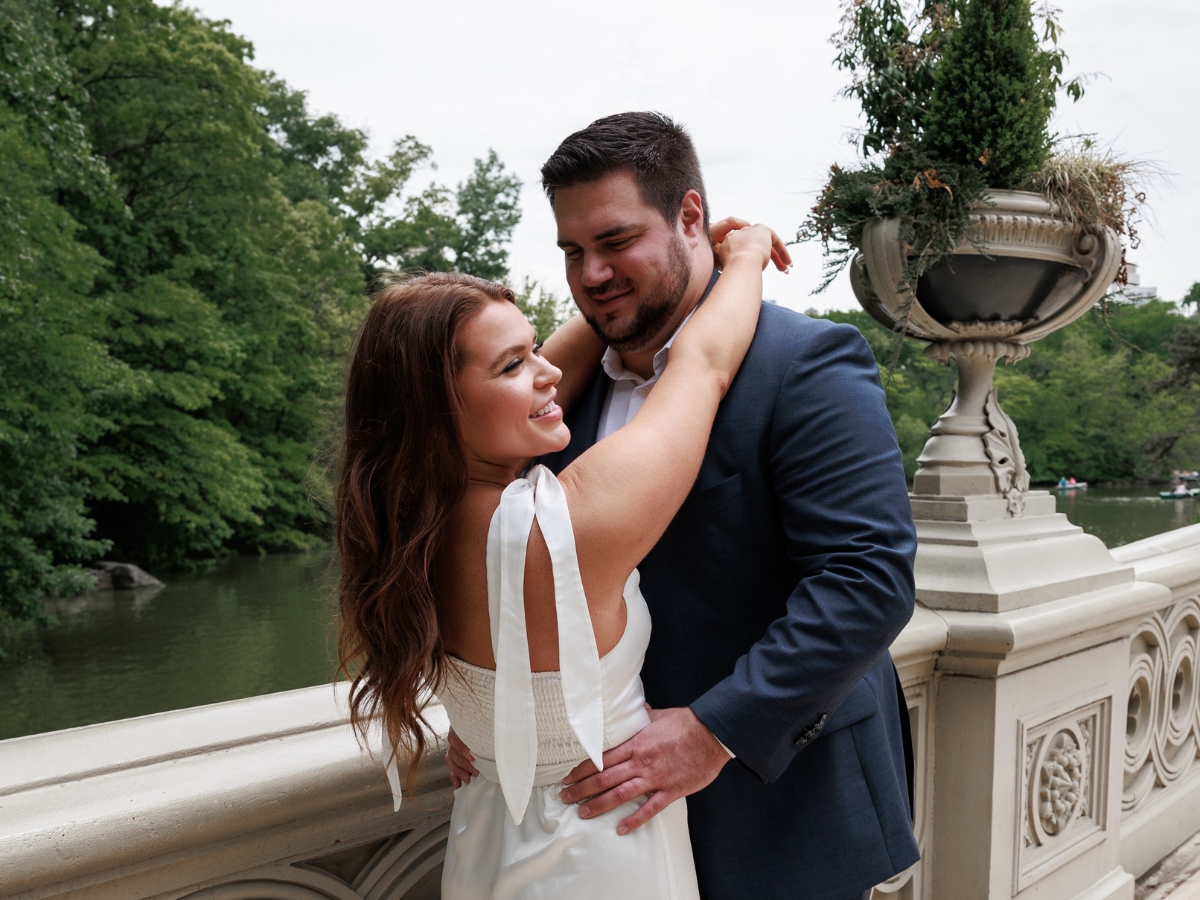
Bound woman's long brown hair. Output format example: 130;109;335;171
336;272;516;775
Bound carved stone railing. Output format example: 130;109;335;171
0;684;454;900
4;524;1200;900
1112;526;1200;881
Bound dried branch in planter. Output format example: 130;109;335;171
1025;143;1159;285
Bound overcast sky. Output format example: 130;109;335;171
192;0;1199;313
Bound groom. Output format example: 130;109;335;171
451;112;919;900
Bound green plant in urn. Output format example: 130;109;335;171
802;0;1145;512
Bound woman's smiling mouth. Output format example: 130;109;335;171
530;400;560;420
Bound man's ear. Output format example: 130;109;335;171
678;190;706;247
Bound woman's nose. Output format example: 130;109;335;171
535;355;562;386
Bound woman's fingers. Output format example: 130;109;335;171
710;216;752;245
769;229;793;272
445;727;478;784
713;219;792;273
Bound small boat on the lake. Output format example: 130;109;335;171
1057;478;1088;490
1160;486;1200;499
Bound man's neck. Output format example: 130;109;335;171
619;260;715;380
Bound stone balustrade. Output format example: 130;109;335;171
4;523;1200;900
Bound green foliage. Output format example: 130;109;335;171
799;144;989;292
921;0;1056;188
1182;282;1200;310
803;0;1087;290
832;0;955;156
356;145;522;279
820;297;1200;483
513;279;574;342
0;0;130;626
0;0;523;619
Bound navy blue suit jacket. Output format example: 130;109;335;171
542;300;920;900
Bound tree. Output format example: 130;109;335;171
0;0;131;631
820;297;1200;484
0;0;526;626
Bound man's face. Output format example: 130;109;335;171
554;171;691;353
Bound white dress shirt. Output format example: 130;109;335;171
596;309;695;439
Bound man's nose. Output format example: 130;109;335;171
580;253;613;288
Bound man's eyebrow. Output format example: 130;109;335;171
556;224;639;248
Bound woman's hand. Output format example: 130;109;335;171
711;217;792;273
445;727;478;788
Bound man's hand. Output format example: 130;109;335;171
559;707;731;835
445;727;478;788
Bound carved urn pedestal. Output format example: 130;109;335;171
854;191;1167;900
852;190;1131;614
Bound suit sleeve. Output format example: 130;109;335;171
689;322;917;783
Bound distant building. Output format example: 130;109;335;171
1110;263;1159;305
804;307;820;317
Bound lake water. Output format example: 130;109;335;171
2;486;1197;741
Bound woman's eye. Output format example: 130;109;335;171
503;357;524;373
533;341;544;355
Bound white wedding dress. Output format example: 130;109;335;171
407;465;699;900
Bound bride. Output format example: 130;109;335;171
335;220;787;899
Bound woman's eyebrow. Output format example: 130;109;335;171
489;343;528;369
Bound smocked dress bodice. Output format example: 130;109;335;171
391;465;699;900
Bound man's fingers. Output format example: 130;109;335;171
616;790;675;835
578;776;653;819
561;757;598;787
560;761;628;804
563;739;635;788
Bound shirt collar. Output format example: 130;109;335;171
599;268;720;385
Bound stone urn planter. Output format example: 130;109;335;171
850;189;1122;513
849;189;1131;613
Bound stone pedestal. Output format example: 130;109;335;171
911;491;1133;613
923;577;1168;900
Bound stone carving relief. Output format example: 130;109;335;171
1016;698;1109;891
983;389;1030;516
178;817;450;900
1040;729;1089;835
1124;596;1200;817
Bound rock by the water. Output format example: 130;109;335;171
87;568;115;591
93;561;165;589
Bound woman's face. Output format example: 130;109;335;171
456;300;569;468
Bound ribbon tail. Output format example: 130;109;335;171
534;467;606;770
385;750;403;812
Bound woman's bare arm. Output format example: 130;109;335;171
539;313;605;416
559;224;789;600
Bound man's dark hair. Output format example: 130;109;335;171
540;112;709;230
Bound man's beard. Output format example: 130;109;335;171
581;233;690;353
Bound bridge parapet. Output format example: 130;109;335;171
4;524;1200;900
